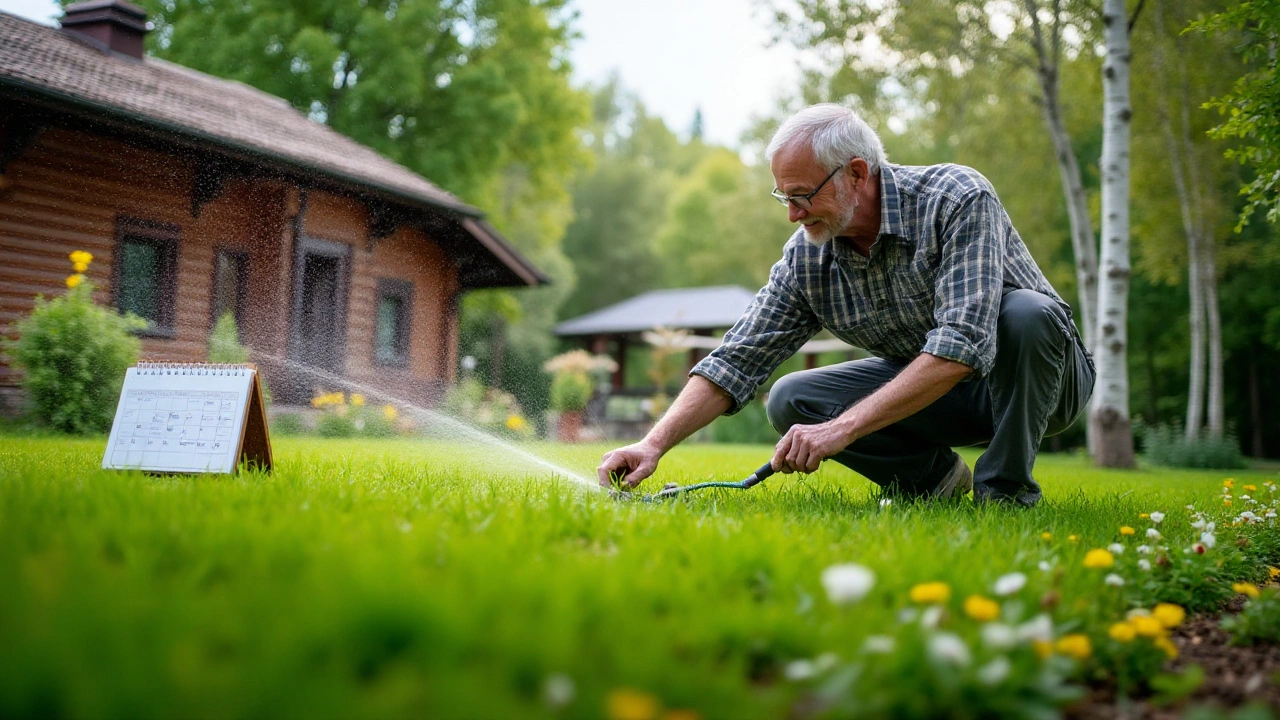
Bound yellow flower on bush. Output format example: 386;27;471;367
350;393;365;406
382;404;398;421
65;274;84;289
506;414;526;432
1108;622;1136;642
1152;603;1186;629
1232;583;1260;599
1055;634;1092;660
963;595;1000;622
69;250;93;272
311;391;345;408
909;582;951;604
607;688;660;720
1270;566;1280;580
1130;615;1165;638
1154;636;1179;659
1083;549;1115;569
1119;526;1135;536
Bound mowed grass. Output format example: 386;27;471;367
0;433;1272;719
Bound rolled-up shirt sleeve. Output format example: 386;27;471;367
921;191;1005;377
690;255;821;414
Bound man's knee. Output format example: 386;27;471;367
765;372;804;435
998;290;1068;355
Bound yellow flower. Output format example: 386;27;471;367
1224;478;1235;487
1232;583;1260;599
1269;566;1279;580
1108;622;1136;643
350;393;365;406
1041;532;1052;541
1083;549;1115;569
382;404;398;421
909;582;951;604
1068;534;1080;543
65;274;84;289
1224;499;1232;506
1154;636;1179;659
1055;634;1092;660
963;595;1000;622
607;688;660;720
1139;513;1149;519
1130;615;1166;638
1119;526;1135;536
1152;603;1186;629
506;414;526;432
68;250;93;267
1032;640;1053;660
1244;484;1257;491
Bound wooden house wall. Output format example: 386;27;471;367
0;121;460;413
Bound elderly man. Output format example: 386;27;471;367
597;104;1094;506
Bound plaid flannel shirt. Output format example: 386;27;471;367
691;162;1077;414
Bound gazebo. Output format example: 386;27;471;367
554;286;858;391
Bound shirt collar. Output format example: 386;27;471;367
877;163;906;240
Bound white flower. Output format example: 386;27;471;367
1038;561;1053;573
981;622;1018;650
1239;511;1259;522
1149;511;1165;523
1205;521;1216;532
928;632;971;667
543;673;575;708
1108;543;1125;555
993;572;1027;596
1138;559;1151;571
1105;573;1125;587
1266;509;1276;519
1147;528;1162;540
977;656;1012;686
821;563;876;605
1242;495;1252;501
814;652;840;672
863;635;896;654
1126;608;1152;620
1016;614;1054;643
1186;504;1196;510
897;608;918;624
921;605;945;629
1200;532;1216;548
784;660;817;681
879;498;893;508
1191;519;1207;531
1137;545;1152;554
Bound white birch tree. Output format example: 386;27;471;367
1090;0;1135;467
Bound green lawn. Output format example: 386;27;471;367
0;434;1275;719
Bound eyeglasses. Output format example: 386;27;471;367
771;159;850;209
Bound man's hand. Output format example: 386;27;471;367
772;418;855;474
597;442;664;488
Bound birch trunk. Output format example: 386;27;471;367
1090;0;1136;468
1203;239;1224;437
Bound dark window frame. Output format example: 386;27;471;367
373;278;413;368
113;216;180;338
209;247;249;335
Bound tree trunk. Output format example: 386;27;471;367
1090;0;1135;468
1203;238;1225;438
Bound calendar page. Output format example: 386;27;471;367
102;365;255;473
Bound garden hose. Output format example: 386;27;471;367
611;461;775;503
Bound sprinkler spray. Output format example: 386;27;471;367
610;461;776;503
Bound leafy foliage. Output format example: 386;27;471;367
3;277;144;434
1140;423;1247;469
1220;587;1280;645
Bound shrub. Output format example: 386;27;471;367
271;412;306;435
2;254;144;433
1140;423;1246;469
708;400;779;444
316;411;357;438
208;313;270;404
442;377;533;439
1221;587;1280;646
548;371;593;413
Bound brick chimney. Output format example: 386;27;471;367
61;0;150;60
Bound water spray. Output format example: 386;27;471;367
610;461;775;503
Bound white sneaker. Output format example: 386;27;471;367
933;454;973;499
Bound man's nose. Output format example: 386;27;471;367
788;203;807;223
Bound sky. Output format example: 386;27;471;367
0;0;799;148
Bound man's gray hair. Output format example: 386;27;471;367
765;104;887;175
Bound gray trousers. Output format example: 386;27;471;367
764;290;1096;503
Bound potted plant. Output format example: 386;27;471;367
544;350;616;442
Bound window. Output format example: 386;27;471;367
374;279;412;366
114;218;179;336
211;249;247;332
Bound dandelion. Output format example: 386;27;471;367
1131;615;1165;638
863;635;896;654
927;632;971;666
821;564;875;605
543;673;575;708
1146;528;1161;540
1083;549;1115;569
1224;499;1232;507
1108;543;1125;555
1055;634;1092;660
1105;573;1125;587
1041;532;1052;541
1154;636;1179;659
350;393;366;406
1245;484;1257;492
382;404;398;421
1149;511;1165;523
1119;526;1135;536
977;656;1012;686
65;274;84;289
1139;513;1149;519
506;414;527;432
1224;479;1235;488
993;572;1027;596
1270;566;1280;580
607;688;659;720
1138;559;1151;571
909;582;951;604
1109;622;1136;642
1232;583;1260;599
964;595;1001;622
1068;534;1080;542
1153;603;1186;629
981;622;1017;650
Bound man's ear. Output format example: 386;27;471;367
848;157;871;191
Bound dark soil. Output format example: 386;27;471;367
1068;597;1280;719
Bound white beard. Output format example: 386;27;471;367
802;183;858;247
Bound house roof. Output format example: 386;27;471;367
555;286;761;337
0;9;548;288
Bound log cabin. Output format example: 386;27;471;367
0;0;547;413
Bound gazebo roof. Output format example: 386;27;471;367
555;286;759;337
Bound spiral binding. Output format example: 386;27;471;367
136;361;250;376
